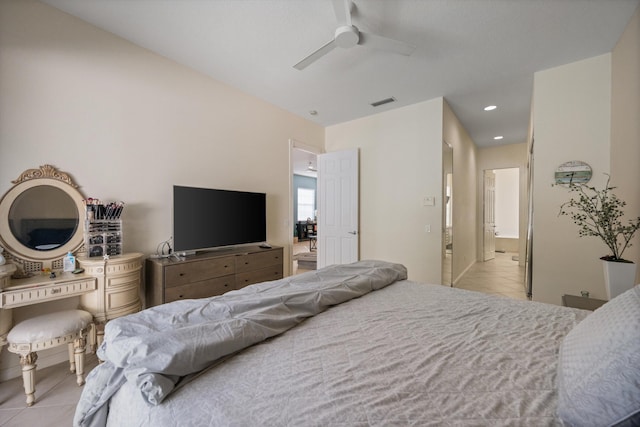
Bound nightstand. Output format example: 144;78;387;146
562;294;607;311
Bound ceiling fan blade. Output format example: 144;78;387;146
293;39;338;70
359;31;416;56
332;0;352;26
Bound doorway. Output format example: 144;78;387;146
484;167;520;260
456;166;526;299
291;142;320;275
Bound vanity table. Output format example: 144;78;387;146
0;253;142;347
0;266;97;345
0;165;143;350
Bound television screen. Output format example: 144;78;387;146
173;185;266;253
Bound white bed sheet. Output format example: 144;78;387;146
104;280;588;426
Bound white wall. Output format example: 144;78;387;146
532;54;612;304
611;5;640;279
0;0;324;379
324;98;479;286
325;99;444;283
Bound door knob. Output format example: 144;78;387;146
348;231;358;235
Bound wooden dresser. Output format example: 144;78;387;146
146;245;283;307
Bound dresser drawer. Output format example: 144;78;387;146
0;278;97;309
107;286;140;313
165;257;235;287
146;246;284;308
106;271;140;289
236;264;284;289
165;275;236;302
105;273;140;312
235;248;283;273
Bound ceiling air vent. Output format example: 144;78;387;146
370;97;396;107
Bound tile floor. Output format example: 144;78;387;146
0;251;526;426
292;240;316;275
0;353;99;426
455;251;528;300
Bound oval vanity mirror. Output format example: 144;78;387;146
9;185;79;251
0;165;85;264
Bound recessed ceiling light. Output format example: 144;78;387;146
484;105;497;111
494;136;504;140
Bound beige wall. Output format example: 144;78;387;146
0;0;324;265
324;98;480;288
0;0;324;379
443;101;478;283
477;143;528;265
325;99;445;283
532;54;612;304
611;5;640;277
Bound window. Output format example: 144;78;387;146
297;188;315;221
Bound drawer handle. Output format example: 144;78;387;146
178;295;184;299
244;262;249;265
179;273;185;277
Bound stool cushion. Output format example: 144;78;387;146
7;309;92;344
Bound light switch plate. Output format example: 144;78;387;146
423;196;436;206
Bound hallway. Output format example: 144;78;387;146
455;252;528;300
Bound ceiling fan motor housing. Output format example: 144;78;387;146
335;25;360;48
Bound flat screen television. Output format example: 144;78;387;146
173;185;266;253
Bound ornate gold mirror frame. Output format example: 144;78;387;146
0;165;85;273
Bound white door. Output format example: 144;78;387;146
484;169;496;261
317;149;359;268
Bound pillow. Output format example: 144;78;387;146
557;284;640;426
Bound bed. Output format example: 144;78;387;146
74;260;640;427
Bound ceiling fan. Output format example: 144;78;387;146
293;0;415;70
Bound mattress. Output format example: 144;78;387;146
102;278;588;426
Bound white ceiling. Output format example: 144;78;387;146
42;0;638;152
292;149;319;179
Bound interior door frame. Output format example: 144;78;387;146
288;139;323;276
483;167;523;263
442;140;453;286
483;169;496;261
525;138;534;298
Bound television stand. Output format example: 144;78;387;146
146;245;283;307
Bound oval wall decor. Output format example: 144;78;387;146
554;161;593;185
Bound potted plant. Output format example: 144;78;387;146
559;174;640;299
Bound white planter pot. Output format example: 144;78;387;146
602;260;637;300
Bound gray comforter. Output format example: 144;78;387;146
96;275;588;426
73;260;407;427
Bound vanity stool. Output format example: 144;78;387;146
6;309;93;406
